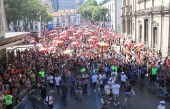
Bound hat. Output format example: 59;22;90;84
160;100;165;104
121;72;124;74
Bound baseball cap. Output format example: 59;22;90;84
160;100;165;104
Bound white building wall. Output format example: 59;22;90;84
121;0;170;56
103;0;122;31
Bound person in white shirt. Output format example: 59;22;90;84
120;72;127;90
157;100;165;109
47;74;54;90
55;74;61;94
112;81;120;105
46;91;54;109
104;82;111;103
91;73;98;92
99;72;106;96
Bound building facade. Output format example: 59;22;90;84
51;0;59;12
8;9;81;32
49;9;81;27
121;0;170;56
103;0;122;33
0;0;7;37
58;0;76;10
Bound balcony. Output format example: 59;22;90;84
152;6;163;12
136;5;169;14
131;11;136;15
125;12;131;16
137;0;150;3
145;7;152;12
136;9;145;14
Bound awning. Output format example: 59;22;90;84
0;32;29;50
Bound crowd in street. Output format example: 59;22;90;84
0;22;169;109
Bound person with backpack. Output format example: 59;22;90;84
45;91;54;109
40;80;47;105
75;77;83;100
61;81;68;104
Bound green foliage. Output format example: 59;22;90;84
78;0;108;22
92;6;108;22
4;0;52;32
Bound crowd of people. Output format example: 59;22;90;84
0;22;169;109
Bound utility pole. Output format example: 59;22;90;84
37;11;42;36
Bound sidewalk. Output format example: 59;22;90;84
144;78;170;97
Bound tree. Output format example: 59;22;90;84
92;6;108;22
4;0;24;31
78;0;108;22
4;0;52;32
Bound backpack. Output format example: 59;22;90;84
77;81;82;90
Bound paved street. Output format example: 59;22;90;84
17;78;170;109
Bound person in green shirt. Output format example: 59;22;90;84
150;64;158;85
4;93;13;109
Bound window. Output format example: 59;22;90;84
144;19;148;42
153;27;157;48
35;25;38;29
139;26;142;42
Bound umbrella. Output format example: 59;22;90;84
88;39;96;42
91;36;98;39
63;49;73;54
115;35;121;38
59;35;67;39
80;68;86;72
55;40;64;44
39;47;48;52
124;42;133;47
38;36;42;38
134;43;144;47
30;40;36;44
71;41;80;46
48;46;55;51
69;36;76;41
102;35;109;39
98;42;109;47
53;37;59;40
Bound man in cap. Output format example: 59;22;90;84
157;100;165;109
120;71;127;90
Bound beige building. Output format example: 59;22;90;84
49;9;80;27
121;0;170;56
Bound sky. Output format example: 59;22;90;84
95;0;104;4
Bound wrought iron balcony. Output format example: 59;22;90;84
151;6;163;12
131;11;136;15
136;9;145;14
125;12;131;16
145;7;152;12
136;5;170;14
137;0;150;3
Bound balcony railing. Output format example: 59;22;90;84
137;0;150;3
135;5;170;14
125;12;131;16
